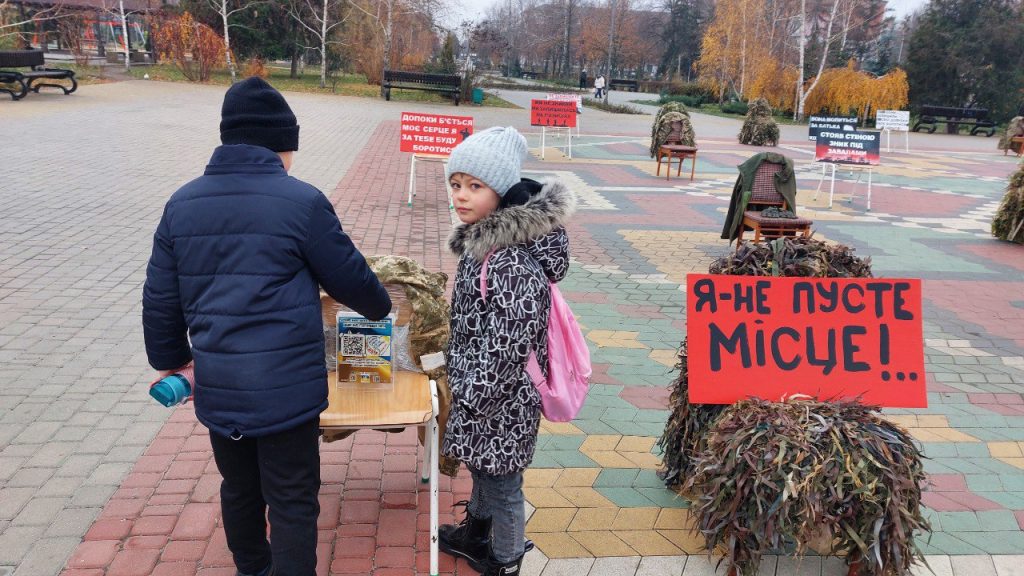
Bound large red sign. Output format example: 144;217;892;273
399;112;474;156
686;274;926;407
531;99;577;128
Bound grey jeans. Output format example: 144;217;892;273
466;466;526;563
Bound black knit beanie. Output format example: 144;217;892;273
220;77;300;152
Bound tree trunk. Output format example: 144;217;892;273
740;0;747;97
119;0;131;71
320;0;328;88
381;0;393;97
221;0;235;82
796;0;840;120
560;0;572;79
291;39;299;78
605;0;615;103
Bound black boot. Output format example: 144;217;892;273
481;551;524;576
439;500;491;566
236;565;273;576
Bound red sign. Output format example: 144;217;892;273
399;112;474;156
531;99;577;128
686;274;926;407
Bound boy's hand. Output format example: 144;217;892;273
156;362;193;380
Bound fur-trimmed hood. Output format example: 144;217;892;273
448;177;576;264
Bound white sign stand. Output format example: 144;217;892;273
876;110;910;153
814;163;874;210
407;154;453;209
540;126;573;160
882;128;910;153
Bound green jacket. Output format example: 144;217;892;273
721;152;798;243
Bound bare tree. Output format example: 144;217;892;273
207;0;268;82
604;0;631;102
348;0;445;96
95;0;136;71
0;0;67;45
288;0;347;87
794;0;841;119
560;0;578;77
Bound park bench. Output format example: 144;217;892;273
609;78;638;92
911;105;996;136
382;70;460;105
0;50;77;101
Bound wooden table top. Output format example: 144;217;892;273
320;370;433;429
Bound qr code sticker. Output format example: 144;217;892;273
365;335;391;357
341;334;365;356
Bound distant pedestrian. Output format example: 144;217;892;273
579;68;587;89
594;75;606;99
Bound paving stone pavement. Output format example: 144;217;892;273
3;79;1024;576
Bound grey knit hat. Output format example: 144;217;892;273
445;126;528;197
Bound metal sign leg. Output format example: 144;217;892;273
407;154;417;207
828;164;837;209
867;167;873;211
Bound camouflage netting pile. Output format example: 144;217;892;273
658;237;929;576
738;98;779;146
992;164;1024;244
997;116;1024;153
650;102;696;157
321;255;461;477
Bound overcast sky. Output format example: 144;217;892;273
443;0;929;29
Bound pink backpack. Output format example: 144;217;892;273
480;251;591;422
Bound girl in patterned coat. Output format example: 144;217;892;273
439;126;576;576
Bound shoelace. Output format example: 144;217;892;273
451;499;471;526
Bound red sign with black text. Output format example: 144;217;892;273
686;274;926;407
530;99;578;128
399;112;474;156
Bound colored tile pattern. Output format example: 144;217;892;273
53;113;1024;576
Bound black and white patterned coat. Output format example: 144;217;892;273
442;178;576;475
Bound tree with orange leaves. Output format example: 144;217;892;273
803;59;908;121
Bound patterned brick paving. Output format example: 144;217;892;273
4;79;1024;576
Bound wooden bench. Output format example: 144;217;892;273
912;105;996;136
383;70;460;105
0;50;77;101
609;78;639;92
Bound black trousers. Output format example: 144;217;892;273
210;418;320;576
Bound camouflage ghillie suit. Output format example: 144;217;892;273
998;116;1024;153
650;102;695;157
738;98;779;146
650;111;696;158
321;255;461;477
992;165;1024;244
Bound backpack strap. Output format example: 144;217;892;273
479;249;496;300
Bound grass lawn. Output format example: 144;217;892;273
126;64;517;107
50;64;120;86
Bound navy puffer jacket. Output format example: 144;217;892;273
143;144;391;438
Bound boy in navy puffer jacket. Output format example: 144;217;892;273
142;77;391;576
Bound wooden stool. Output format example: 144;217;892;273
1006;136;1024;157
657;145;697;181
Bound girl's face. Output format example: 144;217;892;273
449;173;500;224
